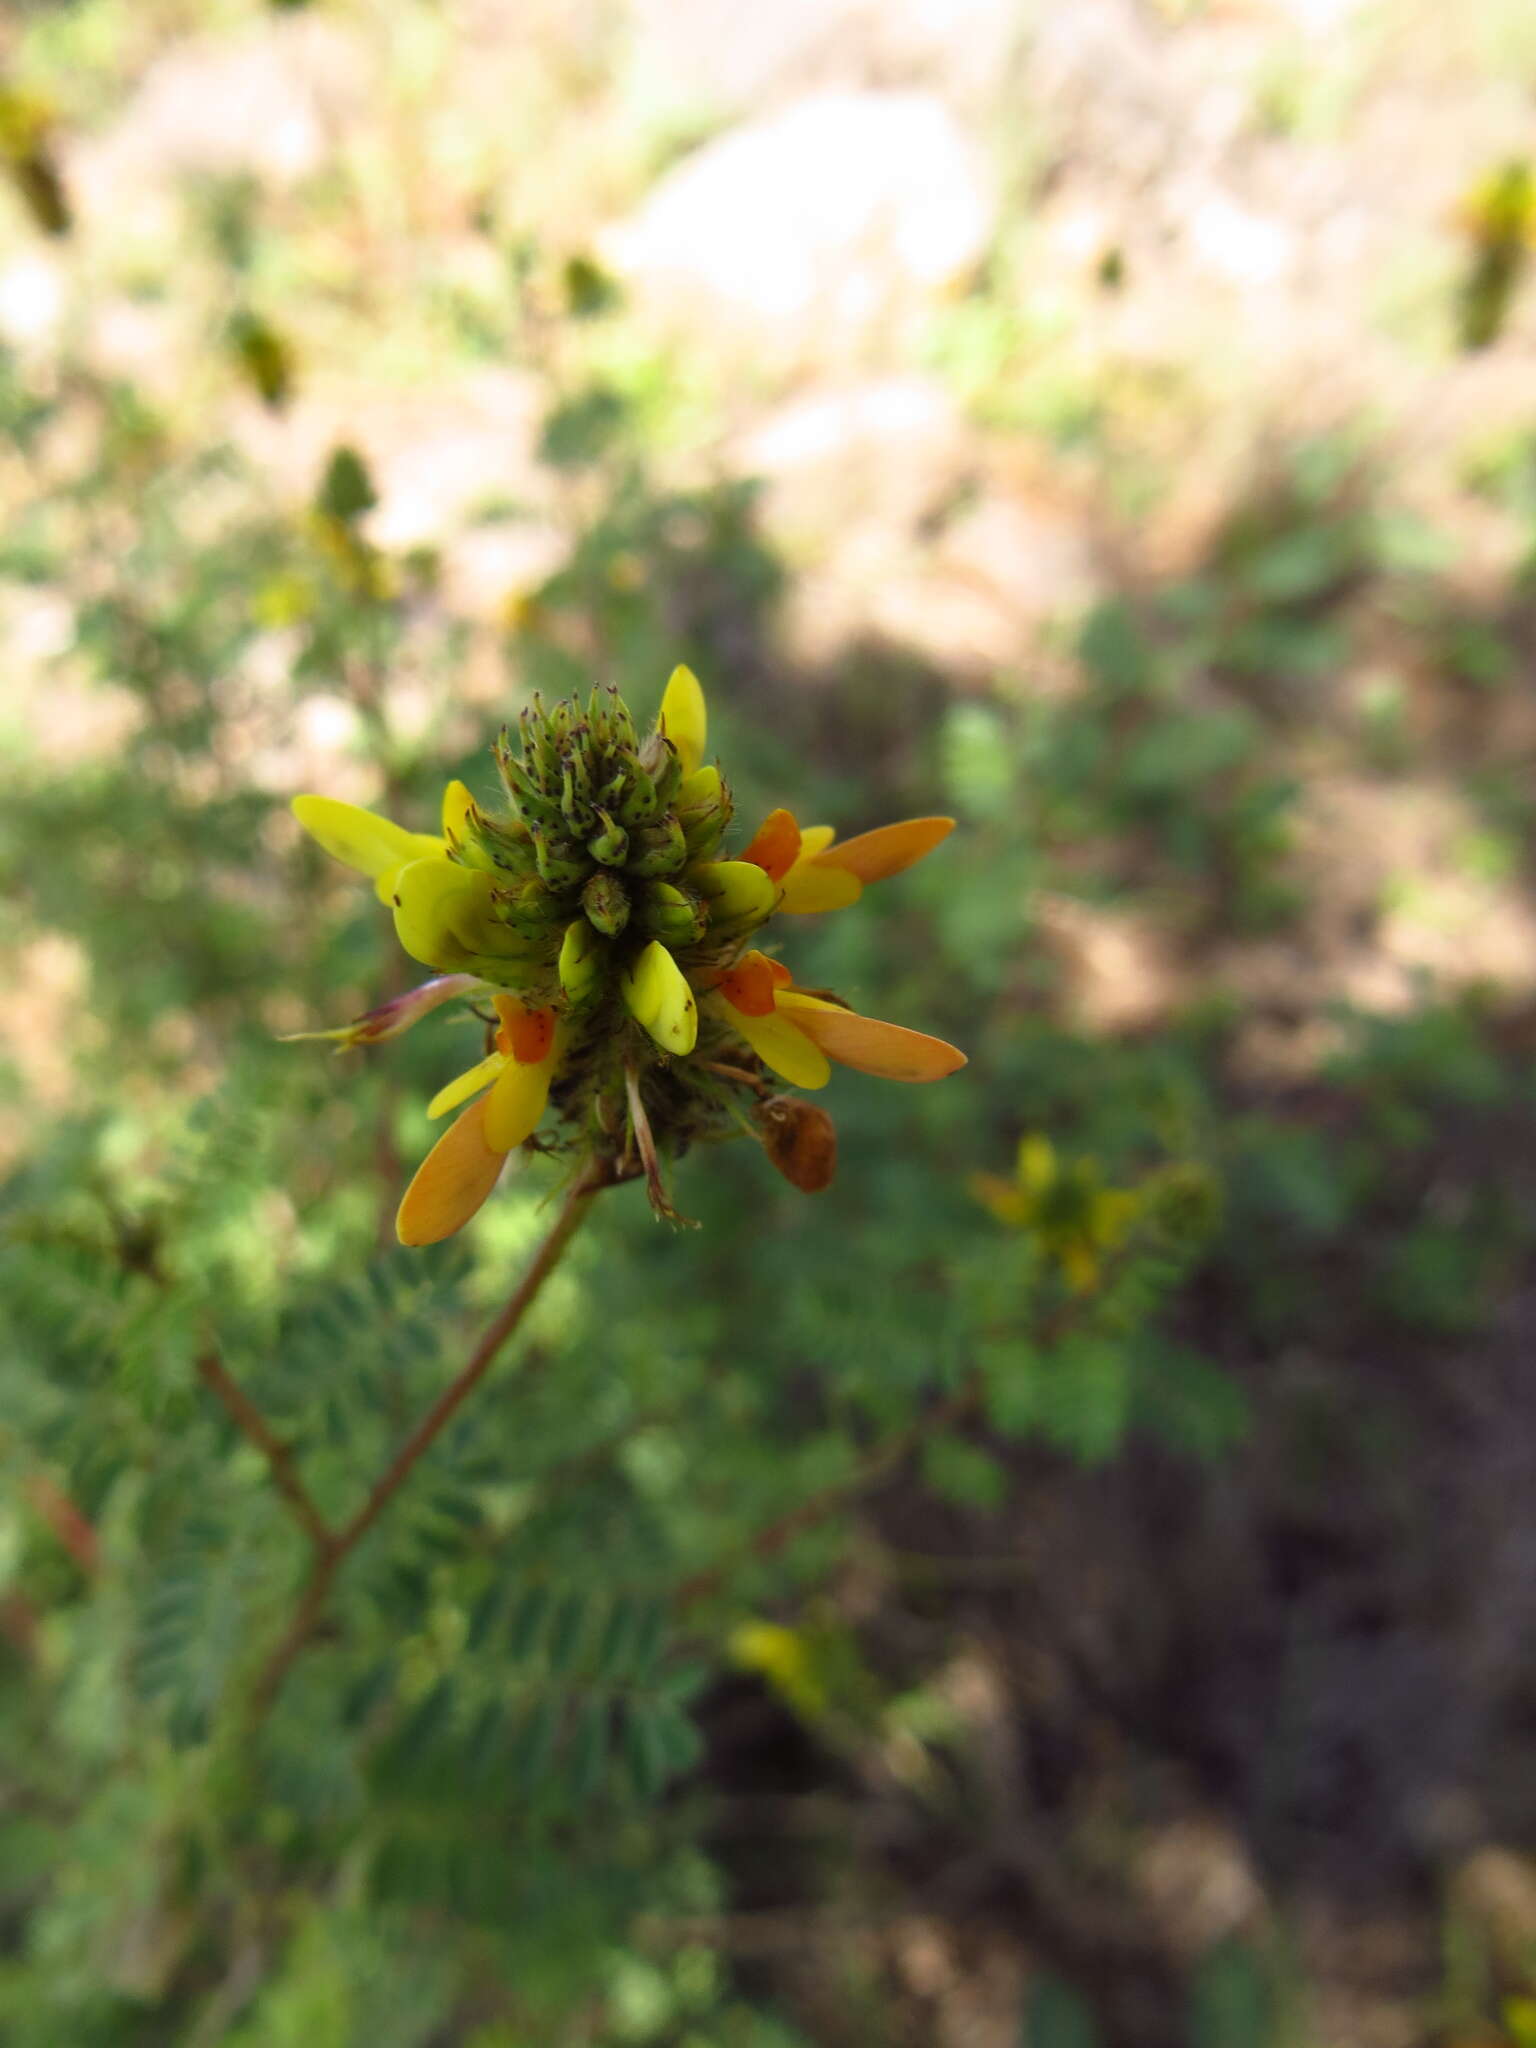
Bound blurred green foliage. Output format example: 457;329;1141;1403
0;343;1232;2039
9;315;1536;2029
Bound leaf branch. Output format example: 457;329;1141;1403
245;1161;610;1719
196;1352;336;1553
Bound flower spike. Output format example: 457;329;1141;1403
289;664;964;1238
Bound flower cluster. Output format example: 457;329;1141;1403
291;668;964;1242
972;1135;1222;1295
972;1136;1141;1295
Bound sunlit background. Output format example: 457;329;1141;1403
6;2;1536;2043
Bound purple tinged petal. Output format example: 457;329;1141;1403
282;973;481;1048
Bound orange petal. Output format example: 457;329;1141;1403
509;1004;555;1065
775;993;967;1083
396;1093;506;1245
490;994;555;1063
813;816;954;883
717;950;779;1017
739;807;802;883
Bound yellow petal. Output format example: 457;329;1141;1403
775;993;966;1083
396;1093;506;1246
713;995;830;1089
427;1051;506;1120
483;1045;556;1151
813;816;954;883
658;663;707;776
1017;1134;1057;1194
677;764;724;809
291;795;443;904
775;862;862;914
373;858;419;905
441;778;476;843
391;858;528;972
969;1171;1029;1225
621;939;698;1056
1061;1242;1100;1295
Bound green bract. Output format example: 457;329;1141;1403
425;670;739;1020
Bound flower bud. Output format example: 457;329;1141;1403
558;918;605;1005
692;858;776;935
516;704;556;788
470;807;534;865
393;859;545;973
564;741;594;805
626;815;688;878
498;757;562;831
496;875;558;935
581;869;630;935
616;760;661;828
637;880;707;945
532;828;589;889
676;764;731;858
622;939;698;1056
586;808;629;866
643;733;684;808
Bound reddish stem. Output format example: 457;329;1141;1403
247;1163;607;1719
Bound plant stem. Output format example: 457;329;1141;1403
24;1472;102;1575
247;1165;606;1720
197;1354;336;1553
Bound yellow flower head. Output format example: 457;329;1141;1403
291;667;964;1242
972;1135;1141;1295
